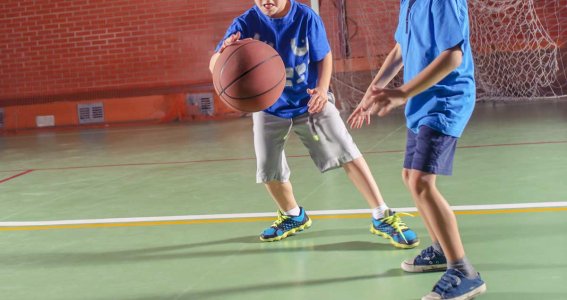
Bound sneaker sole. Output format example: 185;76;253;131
259;219;312;242
421;283;487;300
370;226;420;249
401;260;447;273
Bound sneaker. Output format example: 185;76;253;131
422;269;487;300
401;245;447;272
371;209;419;249
259;207;312;242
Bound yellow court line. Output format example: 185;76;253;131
1;207;566;231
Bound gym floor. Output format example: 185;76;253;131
1;101;566;300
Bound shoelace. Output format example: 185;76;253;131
271;210;291;228
381;212;414;243
433;272;461;295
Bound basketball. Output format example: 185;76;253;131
212;39;286;112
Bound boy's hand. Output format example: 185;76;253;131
219;32;241;53
307;87;328;114
347;103;375;129
363;86;408;117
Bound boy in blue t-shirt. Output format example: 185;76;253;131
209;0;419;249
348;0;487;299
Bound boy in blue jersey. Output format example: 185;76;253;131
348;0;486;299
209;0;419;249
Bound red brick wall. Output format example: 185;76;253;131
1;0;565;105
0;0;312;104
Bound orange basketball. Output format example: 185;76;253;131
212;39;286;112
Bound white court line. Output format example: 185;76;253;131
1;201;566;227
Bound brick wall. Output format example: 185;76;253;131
1;0;565;106
0;0;314;104
0;0;251;103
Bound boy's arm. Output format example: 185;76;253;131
348;44;403;128
368;43;404;91
397;45;462;100
209;32;241;74
364;45;463;117
307;52;332;114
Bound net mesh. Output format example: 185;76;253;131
469;0;567;100
323;0;567;111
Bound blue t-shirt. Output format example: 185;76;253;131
215;0;331;119
395;0;476;137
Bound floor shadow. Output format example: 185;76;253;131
106;269;406;300
1;232;394;267
477;291;567;300
475;262;567;272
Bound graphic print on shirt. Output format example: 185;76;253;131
254;33;310;88
290;37;309;86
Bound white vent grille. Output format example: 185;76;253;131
77;103;105;124
187;93;214;116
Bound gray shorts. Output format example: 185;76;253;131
253;97;362;183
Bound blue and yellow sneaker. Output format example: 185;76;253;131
259;207;312;242
422;269;486;300
371;209;419;249
402;245;447;272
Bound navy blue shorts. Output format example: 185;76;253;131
403;126;458;176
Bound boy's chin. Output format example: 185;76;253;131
258;6;280;17
262;10;277;17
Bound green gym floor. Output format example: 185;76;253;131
1;101;566;300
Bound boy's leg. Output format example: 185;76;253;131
401;128;448;272
403;126;485;299
401;168;446;272
407;170;464;262
264;181;297;212
343;158;419;249
342;157;385;208
253;112;312;241
293;98;418;248
402;169;438;243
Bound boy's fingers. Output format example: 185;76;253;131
309;99;323;113
307;94;319;105
229;32;240;43
221;32;241;52
348;113;361;127
348;114;356;128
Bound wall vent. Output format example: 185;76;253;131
187;93;214;116
77;103;105;124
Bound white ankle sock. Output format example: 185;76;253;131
284;206;301;217
372;204;389;219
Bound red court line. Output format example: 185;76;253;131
0;170;34;184
0;140;565;173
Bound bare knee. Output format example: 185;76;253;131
401;169;411;187
407;171;436;197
